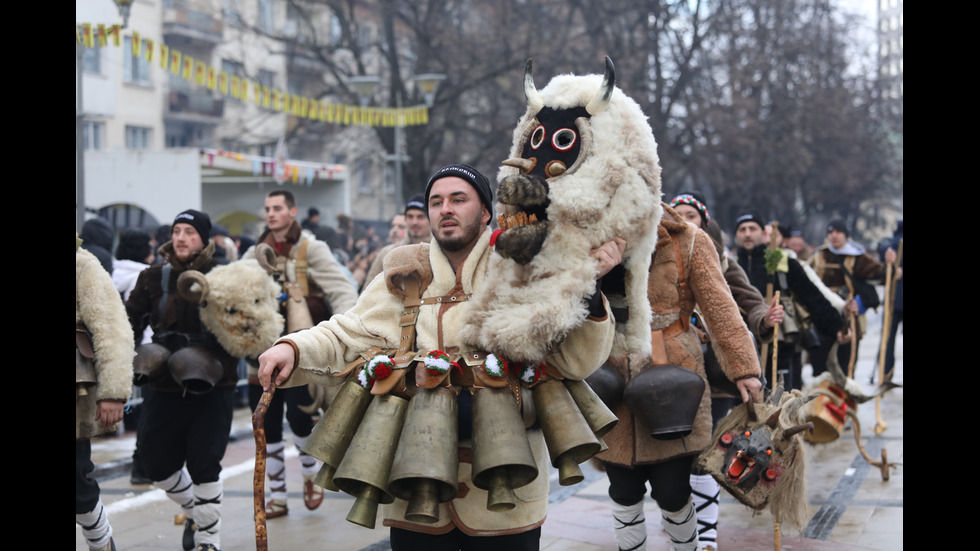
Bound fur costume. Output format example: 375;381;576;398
460;58;661;365
277;229;615;535
177;258;285;360
599;205;761;466
76;245;135;440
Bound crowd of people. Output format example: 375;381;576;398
78;173;900;551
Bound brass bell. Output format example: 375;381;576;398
332;394;410;528
283;281;315;331
564;378;619;438
532;379;601;486
471;386;539;512
387;387;459;523
76;351;98;397
133;342;171;386
301;380;373;492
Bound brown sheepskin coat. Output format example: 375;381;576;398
599;205;761;466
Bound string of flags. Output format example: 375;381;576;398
77;22;431;127
200;147;345;186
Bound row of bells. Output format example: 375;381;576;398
300;376;619;529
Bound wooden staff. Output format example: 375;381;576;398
253;370;279;551
770;291;781;388
760;222;781;389
842;272;858;379
874;239;901;434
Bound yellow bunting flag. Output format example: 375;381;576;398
111;25;121;46
170;50;181;75
194;61;206;85
131;32;141;58
82;24;93;48
219;71;228;95
182;56;193;80
97;24;107;47
144;39;154;62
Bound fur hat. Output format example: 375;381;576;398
173;209;211;241
424;164;494;224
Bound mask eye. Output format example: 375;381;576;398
530;125;546;150
552;128;577;151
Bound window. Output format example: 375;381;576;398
124;36;151;84
125;126;151;150
356;158;372;194
82;45;101;74
257;69;276;89
222;59;244;79
258;0;274;33
84;121;105;151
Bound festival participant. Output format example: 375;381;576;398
240;189;358;518
125;210;237;551
259;164;622;550
76;236;135;551
598;201;762;551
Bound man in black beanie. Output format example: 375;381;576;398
258;163;625;550
364;193;432;289
125;208;236;551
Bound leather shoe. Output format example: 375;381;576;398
182;518;196;550
265;499;288;519
303;479;324;510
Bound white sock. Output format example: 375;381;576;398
266;441;287;502
293;434;321;479
156;466;195;519
76;499;112;550
193;481;222;548
690;474;719;550
611;500;647;551
661;497;700;551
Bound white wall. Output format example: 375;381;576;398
85;148;201;224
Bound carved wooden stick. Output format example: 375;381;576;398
253;372;278;551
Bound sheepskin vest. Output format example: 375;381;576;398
598;204;760;466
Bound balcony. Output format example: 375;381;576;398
166;90;224;120
162;0;223;48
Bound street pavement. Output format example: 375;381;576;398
78;300;902;550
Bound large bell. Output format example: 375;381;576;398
387;387;459;523
133;342;171;386
533;379;602;486
301;380;373;492
332;394;410;528
625;364;705;440
76;351;97;397
471;386;539;512
283;281;315;331
167;346;223;394
584;361;625;410
564;378;619;438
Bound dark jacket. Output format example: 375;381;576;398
737;244;842;337
80;217;115;273
125;239;238;392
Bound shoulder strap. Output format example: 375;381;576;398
291;239;311;296
157;263;172;321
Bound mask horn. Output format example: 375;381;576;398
585;56;616;115
524;59;544;112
